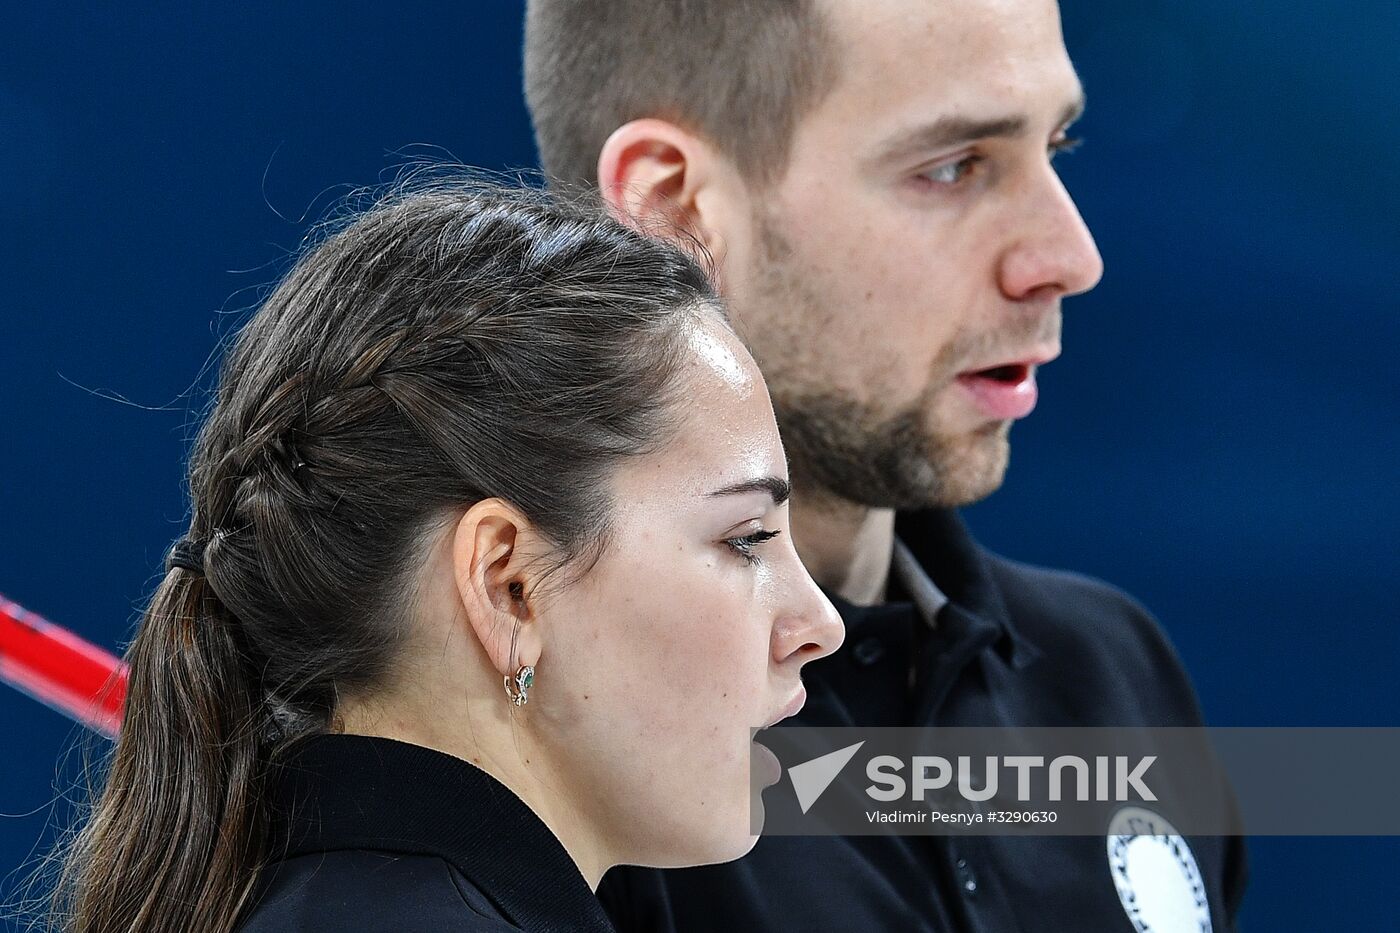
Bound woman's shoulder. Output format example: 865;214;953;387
237;849;519;932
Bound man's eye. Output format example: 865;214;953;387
920;155;983;186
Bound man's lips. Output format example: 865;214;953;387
955;349;1060;421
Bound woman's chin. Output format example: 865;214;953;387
620;755;768;868
665;825;759;869
707;789;767;865
631;796;761;870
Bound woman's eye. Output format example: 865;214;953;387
919;155;982;187
724;529;782;566
1049;135;1083;159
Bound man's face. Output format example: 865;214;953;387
715;0;1103;509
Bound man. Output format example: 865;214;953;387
525;1;1247;930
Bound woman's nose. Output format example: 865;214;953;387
771;575;845;667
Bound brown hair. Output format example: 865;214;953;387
47;178;720;933
524;0;839;188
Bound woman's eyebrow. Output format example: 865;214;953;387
705;476;791;506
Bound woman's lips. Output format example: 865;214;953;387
752;740;783;787
752;684;808;787
763;683;807;729
956;363;1039;420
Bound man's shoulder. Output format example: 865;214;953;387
984;549;1155;631
238;849;516;932
901;508;1186;674
978;548;1206;726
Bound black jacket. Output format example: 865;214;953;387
238;733;615;932
599;509;1248;932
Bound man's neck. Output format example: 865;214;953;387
788;482;895;607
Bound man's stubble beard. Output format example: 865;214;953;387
776;381;1012;511
742;206;1012;512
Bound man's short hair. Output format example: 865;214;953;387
524;0;838;189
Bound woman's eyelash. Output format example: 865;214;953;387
725;529;782;565
1050;135;1083;156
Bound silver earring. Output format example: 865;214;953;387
504;664;534;707
503;618;534;707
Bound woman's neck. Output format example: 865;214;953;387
335;686;614;889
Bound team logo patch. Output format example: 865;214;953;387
1106;806;1212;933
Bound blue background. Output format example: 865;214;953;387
2;2;1396;928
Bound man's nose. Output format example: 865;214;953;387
997;169;1104;303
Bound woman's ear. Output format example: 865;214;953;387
597;118;729;262
450;498;545;679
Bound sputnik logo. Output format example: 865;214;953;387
788;741;865;814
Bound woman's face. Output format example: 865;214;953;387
533;314;844;868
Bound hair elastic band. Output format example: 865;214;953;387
166;537;208;575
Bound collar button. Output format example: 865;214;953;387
852;636;885;666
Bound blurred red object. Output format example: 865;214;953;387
0;593;126;738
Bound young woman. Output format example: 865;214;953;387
52;182;842;932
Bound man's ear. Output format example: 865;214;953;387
450;498;545;679
597;118;729;261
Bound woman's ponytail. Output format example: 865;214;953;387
55;563;273;933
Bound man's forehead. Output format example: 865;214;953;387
820;0;1075;100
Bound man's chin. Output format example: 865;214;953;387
923;422;1012;509
821;424;1010;512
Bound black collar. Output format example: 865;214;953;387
268;733;615;933
893;508;1039;670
